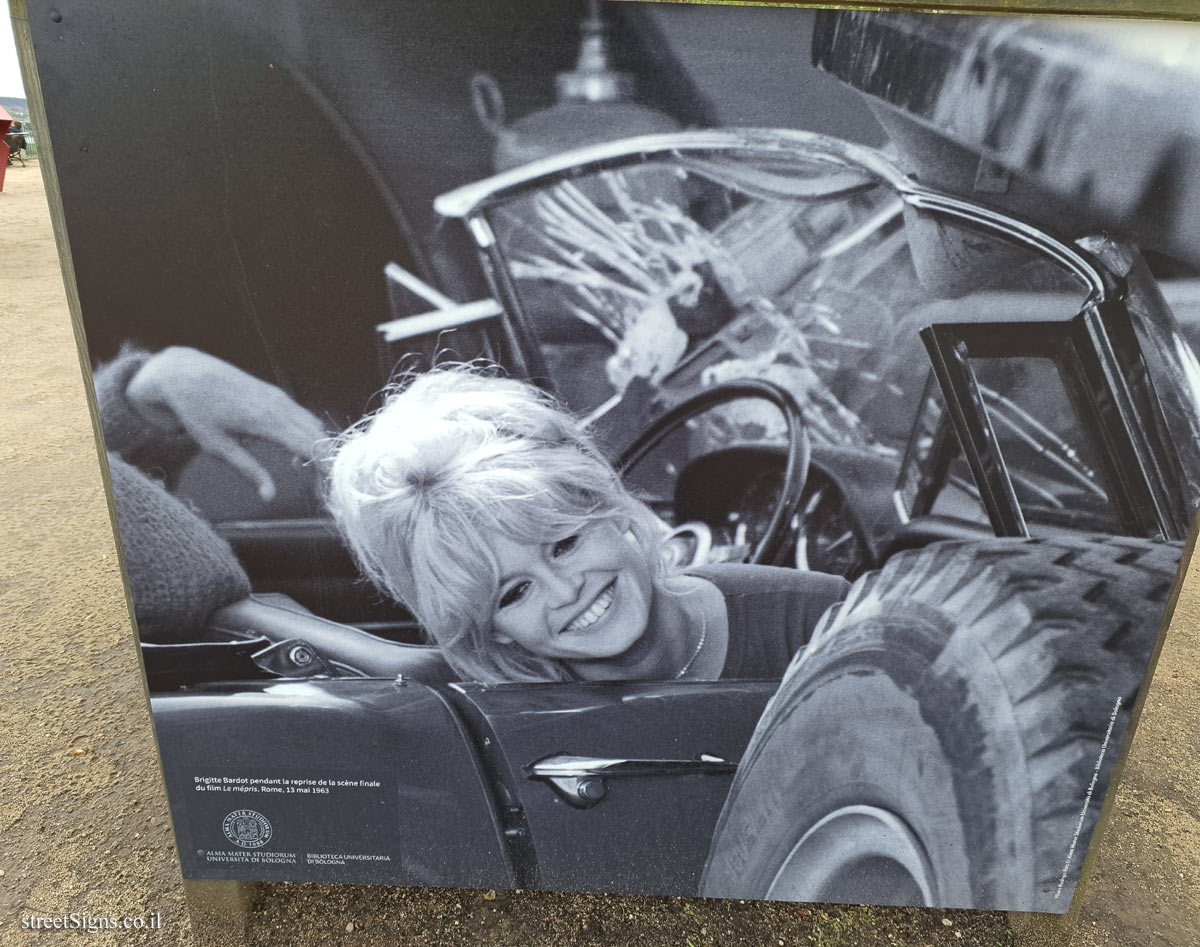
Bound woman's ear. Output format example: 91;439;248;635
494;631;514;645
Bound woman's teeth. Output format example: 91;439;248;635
565;583;614;633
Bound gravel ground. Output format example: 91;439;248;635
1;161;1196;946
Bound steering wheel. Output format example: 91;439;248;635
617;379;810;566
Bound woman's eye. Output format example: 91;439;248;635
552;534;580;557
499;581;530;609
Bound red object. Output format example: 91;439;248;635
0;105;11;191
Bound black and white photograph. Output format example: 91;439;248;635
26;0;1200;914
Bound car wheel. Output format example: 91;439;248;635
701;536;1179;910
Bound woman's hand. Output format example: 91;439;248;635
126;346;326;501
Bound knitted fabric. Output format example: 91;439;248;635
689;564;851;680
107;456;251;641
97;350;251;641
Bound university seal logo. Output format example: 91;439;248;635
222;810;273;849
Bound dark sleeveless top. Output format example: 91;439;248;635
688;564;851;680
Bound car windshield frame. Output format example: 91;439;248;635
434;131;1115;419
433;128;1197;540
435;128;1113;303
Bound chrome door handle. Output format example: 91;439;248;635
525;753;738;808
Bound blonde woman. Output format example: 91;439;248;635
328;367;847;684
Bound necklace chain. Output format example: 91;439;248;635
674;605;708;680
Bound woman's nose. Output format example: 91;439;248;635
543;566;584;606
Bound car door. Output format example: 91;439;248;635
446;679;776;895
151;678;514;889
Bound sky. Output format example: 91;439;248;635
2;14;27;99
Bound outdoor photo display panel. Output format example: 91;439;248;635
27;0;1200;913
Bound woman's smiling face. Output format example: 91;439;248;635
488;520;654;663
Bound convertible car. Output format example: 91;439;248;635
142;112;1194;910
111;7;1200;914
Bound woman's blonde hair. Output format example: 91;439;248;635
326;366;665;683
